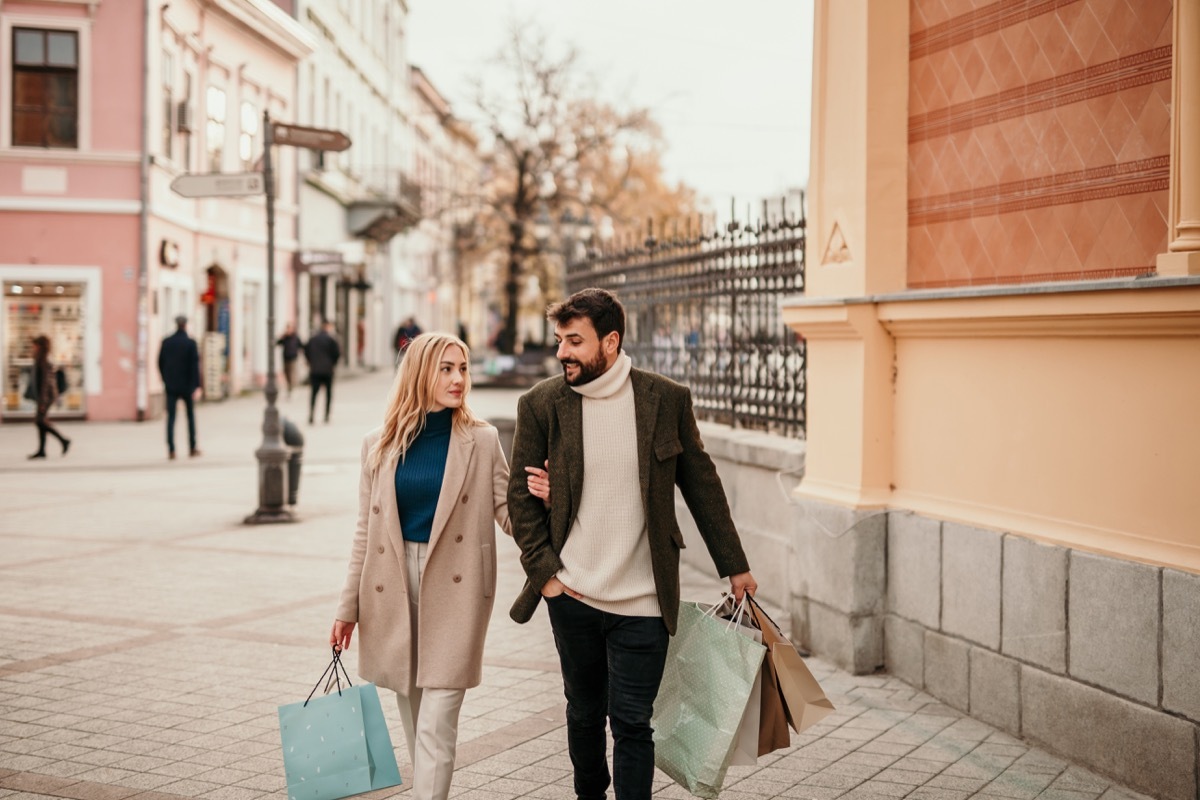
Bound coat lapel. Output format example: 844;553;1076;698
378;449;407;570
555;390;584;526
428;427;475;553
632;371;660;509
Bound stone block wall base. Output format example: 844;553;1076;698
798;600;883;675
1022;668;1197;800
886;508;1200;800
789;496;886;675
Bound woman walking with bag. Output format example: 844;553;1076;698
330;332;548;800
27;335;70;459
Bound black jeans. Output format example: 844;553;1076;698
309;373;333;422
546;595;669;800
165;391;196;454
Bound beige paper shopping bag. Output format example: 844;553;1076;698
748;596;835;733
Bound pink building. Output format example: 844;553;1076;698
0;0;313;422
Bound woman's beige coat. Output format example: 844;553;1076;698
335;423;510;692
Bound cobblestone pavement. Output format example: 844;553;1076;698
0;370;1153;800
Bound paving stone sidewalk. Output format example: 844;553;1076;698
0;370;1153;800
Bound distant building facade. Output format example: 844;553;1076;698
286;0;417;372
398;65;485;343
0;0;312;421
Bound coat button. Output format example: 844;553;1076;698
461;494;469;504
375;585;384;592
455;535;463;543
372;505;380;514
453;575;462;583
377;546;385;554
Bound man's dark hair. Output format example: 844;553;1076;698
547;288;625;348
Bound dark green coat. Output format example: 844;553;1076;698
506;368;750;634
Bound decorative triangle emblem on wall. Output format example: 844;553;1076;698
821;222;852;264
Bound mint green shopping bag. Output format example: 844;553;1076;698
278;650;402;800
653;599;766;799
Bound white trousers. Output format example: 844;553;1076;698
396;540;466;800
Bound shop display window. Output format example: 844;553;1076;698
4;282;86;417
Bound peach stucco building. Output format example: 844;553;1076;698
782;1;1200;797
0;0;313;422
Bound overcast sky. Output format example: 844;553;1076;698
408;1;813;224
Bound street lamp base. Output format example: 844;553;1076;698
244;507;298;525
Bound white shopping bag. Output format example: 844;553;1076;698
727;622;763;765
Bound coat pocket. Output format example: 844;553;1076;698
668;525;687;549
481;541;495;598
655;438;683;461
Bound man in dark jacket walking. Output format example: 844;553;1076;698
304;320;341;424
158;315;202;459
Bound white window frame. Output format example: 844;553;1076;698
238;94;259;171
161;47;176;162
205;82;227;173
0;13;93;151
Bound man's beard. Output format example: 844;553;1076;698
560;349;609;386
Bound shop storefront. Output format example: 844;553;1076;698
295;249;343;332
3;280;87;418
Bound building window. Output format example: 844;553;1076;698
181;72;193;171
205;85;226;173
161;50;174;159
239;99;258;169
12;27;78;148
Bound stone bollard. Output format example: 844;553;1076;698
281;417;305;506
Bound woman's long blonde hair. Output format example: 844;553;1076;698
370;332;481;469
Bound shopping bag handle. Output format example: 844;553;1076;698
304;646;355;707
746;593;784;635
705;592;752;630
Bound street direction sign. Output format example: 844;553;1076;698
271;123;352;151
170;172;265;198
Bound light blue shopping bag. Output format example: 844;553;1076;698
653;599;766;799
278;650;402;800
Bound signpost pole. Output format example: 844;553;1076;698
245;110;293;524
167;118;347;524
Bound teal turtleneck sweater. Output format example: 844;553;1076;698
395;408;453;542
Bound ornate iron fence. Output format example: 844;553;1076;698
565;205;807;438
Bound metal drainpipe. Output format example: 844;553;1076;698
135;0;153;420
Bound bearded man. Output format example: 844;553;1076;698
506;287;757;800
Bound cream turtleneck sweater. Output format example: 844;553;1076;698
556;352;661;618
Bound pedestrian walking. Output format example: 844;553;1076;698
393;316;422;362
329;332;550;800
25;335;70;459
275;322;303;398
304;320;341;424
506;287;757;800
158;315;202;460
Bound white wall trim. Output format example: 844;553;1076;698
0;197;299;250
0;197;140;214
0;149;139;165
151;201;299;250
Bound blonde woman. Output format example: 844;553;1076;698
330;332;548;800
